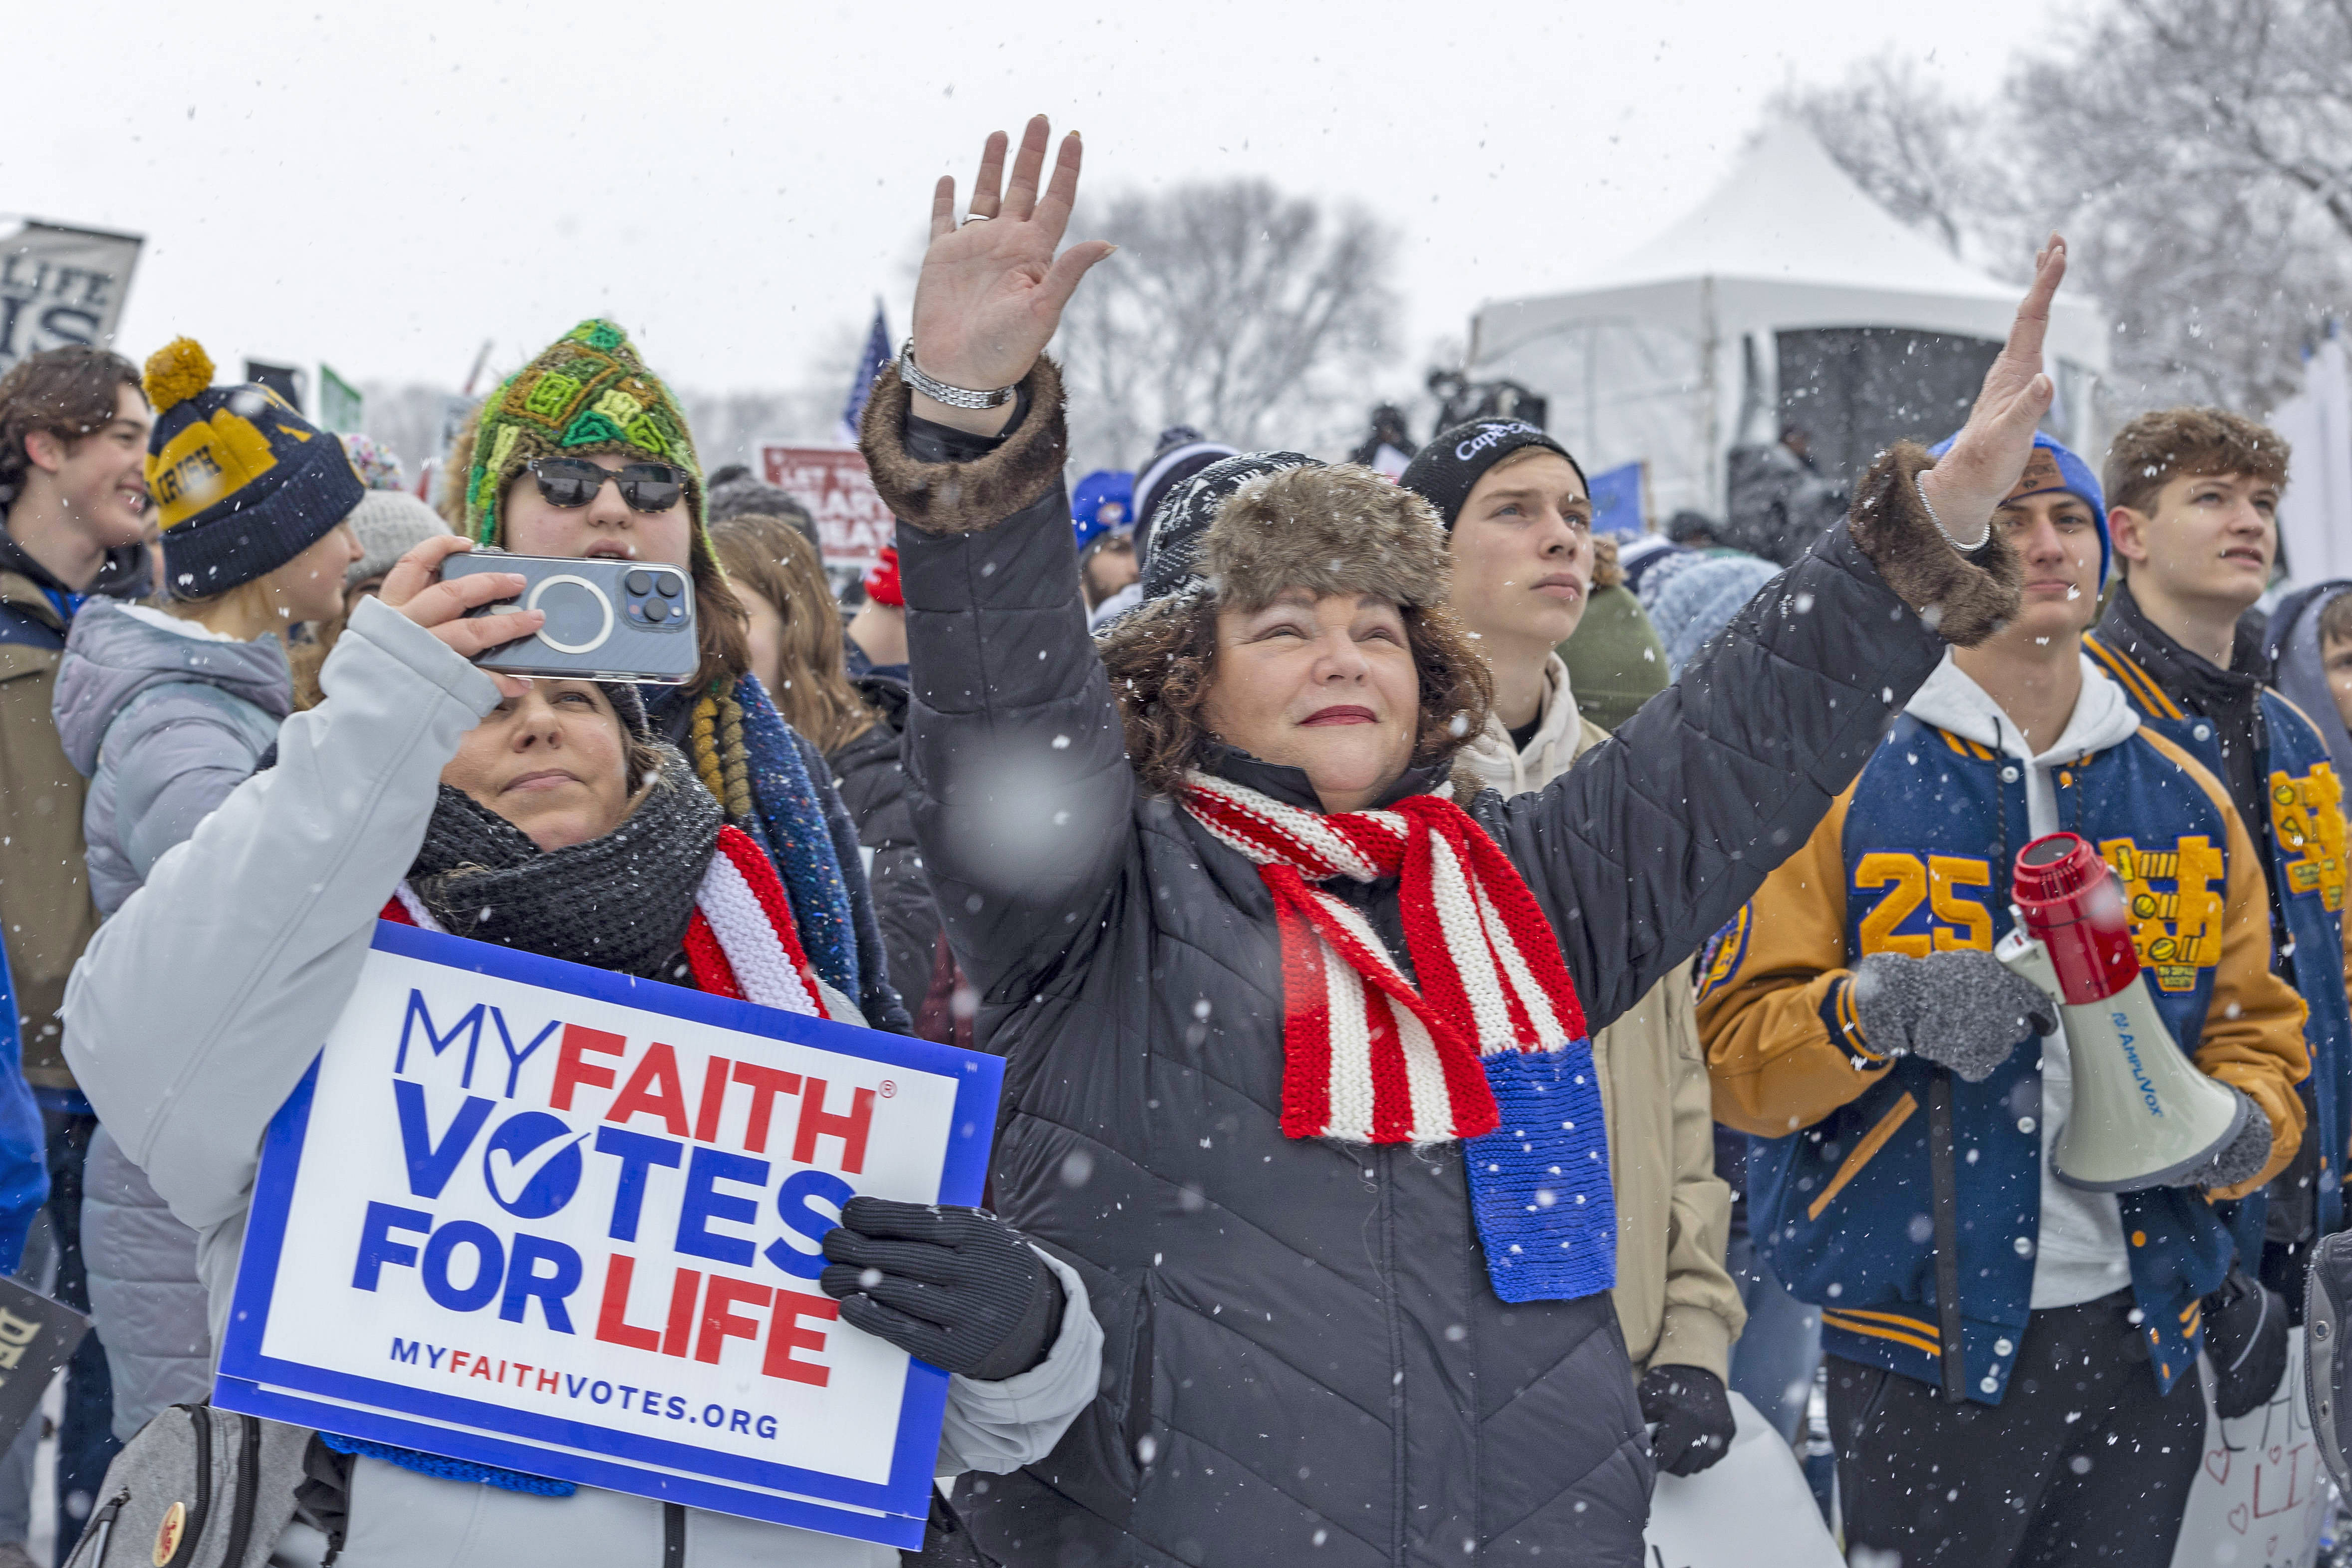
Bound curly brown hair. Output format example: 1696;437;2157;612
1097;593;1495;798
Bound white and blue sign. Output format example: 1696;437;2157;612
213;920;1002;1550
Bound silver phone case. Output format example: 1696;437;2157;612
443;551;700;685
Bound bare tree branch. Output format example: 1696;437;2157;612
1053;179;1401;472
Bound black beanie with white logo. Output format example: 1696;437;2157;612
1398;419;1585;530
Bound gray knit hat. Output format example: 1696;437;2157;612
346;488;453;590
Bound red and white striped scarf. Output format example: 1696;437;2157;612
383;825;832;1019
1180;771;1588;1144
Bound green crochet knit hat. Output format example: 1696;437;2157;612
464;320;710;566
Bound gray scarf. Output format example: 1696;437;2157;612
407;746;720;979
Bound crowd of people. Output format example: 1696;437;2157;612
0;114;2339;1567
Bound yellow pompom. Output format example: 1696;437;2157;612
143;337;215;415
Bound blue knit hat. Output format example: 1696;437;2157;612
143;338;364;600
1071;468;1136;550
1928;429;2109;588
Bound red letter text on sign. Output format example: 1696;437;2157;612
594;1254;661;1352
765;1291;839;1386
663;1267;702;1358
607;1044;691;1136
551;1025;626;1112
697;1276;774;1364
693;1056;733;1144
793;1080;875;1174
733;1061;801;1154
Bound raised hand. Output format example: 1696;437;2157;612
1918;236;2069;547
908;115;1115;433
378;534;540;697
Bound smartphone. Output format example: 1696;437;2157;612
442;550;700;685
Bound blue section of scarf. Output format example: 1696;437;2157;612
1463;1041;1617;1304
319;1432;575;1497
654;675;860;1003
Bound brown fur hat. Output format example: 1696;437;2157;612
1197;464;1453;614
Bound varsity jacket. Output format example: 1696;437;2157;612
1697;654;2309;1403
2084;622;2352;1246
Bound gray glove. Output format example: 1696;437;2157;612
2173;1091;2273;1191
1851;950;2058;1082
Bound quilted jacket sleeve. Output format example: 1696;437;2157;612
826;707;945;1016
863;365;1135;1006
105;685;268;891
1479;510;1946;1036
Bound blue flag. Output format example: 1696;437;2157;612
838;302;892;445
1587;461;1645;539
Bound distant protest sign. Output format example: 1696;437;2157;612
213;920;1001;1548
0;221;143;377
757;445;892;569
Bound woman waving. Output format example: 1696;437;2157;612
862;118;2064;1565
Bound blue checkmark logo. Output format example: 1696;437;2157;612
481;1112;588;1219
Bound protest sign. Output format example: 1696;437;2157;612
1640;1392;1842;1568
2169;1331;2334;1568
756;446;892;569
213;920;1002;1549
0;220;142;377
0;1277;88;1449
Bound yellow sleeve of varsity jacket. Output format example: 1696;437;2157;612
2138;730;2311;1199
1698;784;1894;1137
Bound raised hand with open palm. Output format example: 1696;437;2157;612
908;115;1116;435
1917;235;2071;542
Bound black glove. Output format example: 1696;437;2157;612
2202;1266;2290;1419
1637;1364;1736;1477
819;1196;1064;1381
2173;1092;2273;1193
1852;950;2057;1082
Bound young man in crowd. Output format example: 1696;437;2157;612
1405;421;1745;1477
1697;431;2310;1566
2085;409;2352;1317
0;345;151;1560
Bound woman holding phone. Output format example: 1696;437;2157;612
448;322;907;1033
61;533;1101;1566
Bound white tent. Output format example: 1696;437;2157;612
1465;122;2112;520
2274;324;2352;591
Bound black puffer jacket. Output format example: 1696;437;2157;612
824;674;945;1018
871;374;1951;1567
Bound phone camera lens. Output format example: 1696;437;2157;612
625;569;654;596
654;573;682;598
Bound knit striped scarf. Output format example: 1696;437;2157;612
1181;771;1616;1303
658;674;863;1009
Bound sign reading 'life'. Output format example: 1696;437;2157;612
213;920;1001;1548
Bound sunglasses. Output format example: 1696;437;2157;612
527;457;687;513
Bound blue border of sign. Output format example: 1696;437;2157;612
213;920;1003;1547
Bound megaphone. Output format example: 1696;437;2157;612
1993;831;2248;1191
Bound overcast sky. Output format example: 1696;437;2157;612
10;0;2069;404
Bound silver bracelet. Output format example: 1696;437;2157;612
898;339;1017;410
1917;474;1990;552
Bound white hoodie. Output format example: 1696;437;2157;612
1904;652;2145;1310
